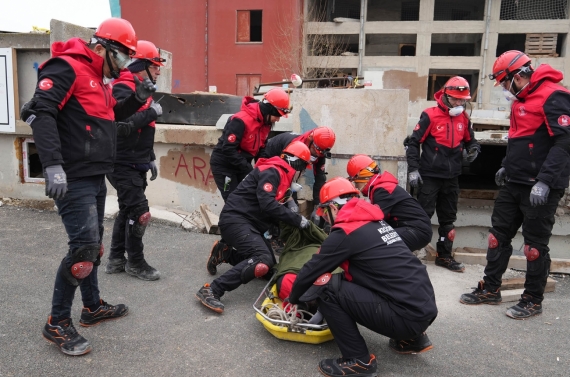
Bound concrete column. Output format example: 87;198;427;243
482;0;501;110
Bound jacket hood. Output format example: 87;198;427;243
361;172;398;196
255;156;295;175
240;96;263;121
433;90;449;113
517;64;564;99
113;69;136;85
49;37;104;77
333;198;385;226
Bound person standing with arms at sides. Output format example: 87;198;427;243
105;40;165;281
406;76;480;272
20;18;156;355
461;51;570;319
206;88;291;275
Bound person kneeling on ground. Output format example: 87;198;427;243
347;154;432;252
288;178;438;377
196;141;312;313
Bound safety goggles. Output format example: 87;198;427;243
110;48;132;69
445;86;469;91
313;143;331;159
315;197;349;217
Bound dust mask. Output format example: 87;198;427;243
291;182;303;193
310;156;318;163
449;106;464;117
102;76;113;85
503;88;516;102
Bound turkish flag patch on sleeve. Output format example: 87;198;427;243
228;134;237;142
263;183;273;192
558;115;570;126
39;78;53;90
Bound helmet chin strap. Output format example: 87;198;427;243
145;62;156;84
105;47;120;79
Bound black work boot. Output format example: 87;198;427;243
318;354;377;377
435;256;465;272
43;316;92;356
125;259;160;281
506;294;542;319
207;240;229;275
79;299;129;327
389;332;433;354
105;257;126;274
196;283;224;313
460;280;502;305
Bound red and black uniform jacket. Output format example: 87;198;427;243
210;97;271;177
406;90;479;179
289;198;438;322
112;70;158;164
363;171;432;234
504;64;570;189
219;157;303;233
259;130;327;204
29;37;145;178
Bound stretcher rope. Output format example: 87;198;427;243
261;301;315;326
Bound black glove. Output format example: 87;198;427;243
495;167;506;186
21;99;37;124
133;76;156;102
44;165;67;200
150;161;158;181
285;198;299;213
463;147;479;163
310;208;320;224
530;181;550;207
116;121;135;138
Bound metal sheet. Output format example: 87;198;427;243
153;92;243;126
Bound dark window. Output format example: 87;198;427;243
237;10;262;43
401;1;420;21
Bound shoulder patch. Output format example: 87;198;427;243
414;124;420;131
558;115;570;127
457;123;464;131
38;78;53;90
228;134;237;143
263;183;273;192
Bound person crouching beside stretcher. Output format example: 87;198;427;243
195;141;312;313
287;178;438;377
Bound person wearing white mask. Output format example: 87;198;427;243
405;76;480;272
460;51;570;320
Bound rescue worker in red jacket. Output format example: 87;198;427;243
20;18;156;356
259;126;337;212
347;154;432;251
206;88;291;274
196;141;312;313
461;51;570;319
406;76;480;272
105;40;165;281
288;178;437;377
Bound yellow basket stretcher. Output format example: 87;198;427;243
253;277;334;344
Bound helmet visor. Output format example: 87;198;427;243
313;142;331;159
111;48;132;69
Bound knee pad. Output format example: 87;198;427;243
447;229;455;242
128;205;151;238
60;244;100;286
488;233;498;249
240;257;274;284
94;244;104;266
524;245;540;262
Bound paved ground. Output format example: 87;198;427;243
1;204;569;377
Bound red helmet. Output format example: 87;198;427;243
282;141;311;163
489;50;532;86
347;154;379;183
443;76;471;100
133;40;165;66
312;126;336;153
319;177;360;205
94;18;138;55
263;88;291;118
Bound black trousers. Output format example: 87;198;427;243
318;280;433;361
484;182;563;303
212;169;249;203
211;222;275;296
417;176;459;257
107;164;149;264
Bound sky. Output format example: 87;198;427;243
1;0;112;32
